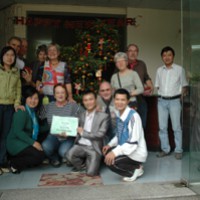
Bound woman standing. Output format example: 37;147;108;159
111;52;144;109
6;87;49;174
0;46;23;175
38;43;74;102
42;83;84;167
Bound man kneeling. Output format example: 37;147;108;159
67;91;109;176
103;88;148;181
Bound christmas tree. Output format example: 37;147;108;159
60;19;120;102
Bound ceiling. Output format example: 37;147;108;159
0;0;181;11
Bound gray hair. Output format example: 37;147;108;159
114;52;128;63
47;43;61;53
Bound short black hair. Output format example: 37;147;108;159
161;46;175;57
114;88;130;100
22;86;40;108
82;90;97;99
0;46;17;67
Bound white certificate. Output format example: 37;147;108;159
50;115;78;137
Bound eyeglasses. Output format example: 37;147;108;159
100;88;110;92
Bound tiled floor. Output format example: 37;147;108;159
0;152;182;190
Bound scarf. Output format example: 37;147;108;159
25;104;39;140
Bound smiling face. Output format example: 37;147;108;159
54;85;67;103
26;93;39;108
99;82;112;101
115;58;128;72
114;93;129;114
47;45;60;61
38;51;47;63
3;49;16;68
127;45;139;63
8;39;21;54
82;93;97;112
162;50;174;67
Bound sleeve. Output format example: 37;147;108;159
14;73;22;107
111;74;116;89
133;72;144;95
12;111;35;145
82;114;109;141
108;136;118;147
111;113;143;157
64;64;71;84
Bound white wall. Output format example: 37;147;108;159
0;4;181;86
127;8;181;85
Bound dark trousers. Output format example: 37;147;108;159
0;104;14;166
137;96;147;129
10;146;45;171
106;148;141;177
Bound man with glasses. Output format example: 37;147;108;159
127;44;153;129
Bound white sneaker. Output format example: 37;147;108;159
123;167;144;182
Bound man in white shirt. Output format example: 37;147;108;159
155;46;188;160
67;91;109;176
7;36;25;70
103;88;148;182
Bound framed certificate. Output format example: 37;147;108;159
50;115;78;137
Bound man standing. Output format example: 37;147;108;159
127;44;153;128
7;36;25;70
97;81;116;141
103;88;147;182
67;91;109;176
155;46;188;160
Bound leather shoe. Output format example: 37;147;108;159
157;151;170;158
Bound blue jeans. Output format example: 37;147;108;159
157;98;182;153
0;104;14;166
42;134;75;161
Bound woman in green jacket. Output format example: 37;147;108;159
0;46;23;175
6;86;49;174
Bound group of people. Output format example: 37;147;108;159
0;36;188;182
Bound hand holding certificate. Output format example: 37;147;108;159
50;115;78;137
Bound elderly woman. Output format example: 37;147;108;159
111;52;144;109
6;86;49;174
42;83;84;167
38;43;74;102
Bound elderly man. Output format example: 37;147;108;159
7;36;25;70
127;44;153;128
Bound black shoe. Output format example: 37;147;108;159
50;160;61;168
156;151;170;158
71;165;86;173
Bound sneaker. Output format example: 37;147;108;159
42;159;49;165
175;153;182;160
10;166;20;174
156;151;170;158
123;167;144;182
50;160;61;168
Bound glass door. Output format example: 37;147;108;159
182;0;200;194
